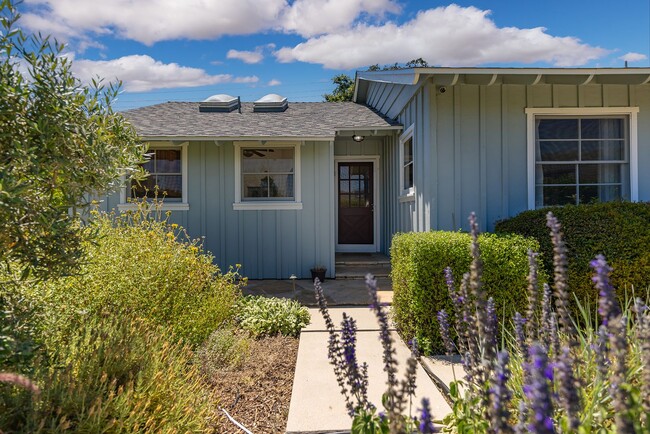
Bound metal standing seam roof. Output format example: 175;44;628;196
122;101;402;139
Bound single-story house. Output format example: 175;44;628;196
106;67;650;279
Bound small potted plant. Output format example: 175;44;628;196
310;265;327;283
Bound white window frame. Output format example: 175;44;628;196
399;124;415;201
526;107;639;210
118;143;189;211
233;141;302;210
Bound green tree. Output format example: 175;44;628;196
323;74;355;102
0;0;146;279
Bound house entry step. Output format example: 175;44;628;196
335;253;391;279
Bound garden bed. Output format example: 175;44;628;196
210;335;300;433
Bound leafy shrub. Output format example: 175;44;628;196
391;230;544;354
31;200;244;347
495;201;650;307
237;296;311;338
196;328;252;377
1;315;217;433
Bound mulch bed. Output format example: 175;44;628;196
209;335;300;434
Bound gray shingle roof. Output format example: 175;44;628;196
123;101;401;139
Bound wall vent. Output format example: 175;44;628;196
199;94;240;112
253;93;288;112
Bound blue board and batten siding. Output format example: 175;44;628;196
105;141;335;280
366;80;650;243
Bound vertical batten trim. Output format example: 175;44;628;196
453;85;462;230
479;86;488;228
526;109;536;210
329;141;336;272
630;109;639;201
430;84;438;230
501;86;510;218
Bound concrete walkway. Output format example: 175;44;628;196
286;307;457;434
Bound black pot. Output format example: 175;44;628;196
311;269;327;283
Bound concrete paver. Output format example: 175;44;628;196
286;307;454;434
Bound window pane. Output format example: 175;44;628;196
538;164;576;185
141;154;155;173
156;175;182;200
351;180;361;193
339;194;350;208
340;180;350;193
538;141;579;161
242;174;269;198
155;149;181;173
339;165;349;179
403;138;413;164
581;118;623;139
241;148;294;173
131;176;156;199
581;140;624;161
350;194;362;207
540;186;576;206
579;164;622;184
538;119;578;139
268;174;293;198
404;163;413;189
579;185;622;204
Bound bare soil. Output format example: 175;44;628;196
209;335;300;434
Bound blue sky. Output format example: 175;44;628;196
17;0;650;111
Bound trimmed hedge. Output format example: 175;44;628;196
495;201;650;307
391;231;543;354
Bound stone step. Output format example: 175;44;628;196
335;264;391;278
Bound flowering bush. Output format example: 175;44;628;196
438;212;650;433
237;295;310;338
30;199;244;347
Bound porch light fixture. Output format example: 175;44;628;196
352;134;365;142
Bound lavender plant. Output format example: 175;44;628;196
438;212;650;433
315;276;437;433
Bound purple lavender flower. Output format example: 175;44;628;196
444;266;455;293
593;325;609;380
526;250;540;343
437;310;455;356
418;398;437;434
485;297;498;356
514;312;528;358
590;254;621;326
489;350;513;434
515;400;528;434
523;344;556;434
608;315;634;432
546;213;575;339
556;347;580;430
549;313;560;360
634;299;650;421
540;283;553;350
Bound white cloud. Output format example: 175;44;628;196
275;5;608;68
21;0;399;44
280;0;400;37
22;0;287;45
71;55;258;92
267;79;282;86
619;52;648;63
227;49;264;64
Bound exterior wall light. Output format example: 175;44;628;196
352;134;365;142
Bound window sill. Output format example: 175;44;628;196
117;203;190;212
233;202;303;210
398;193;415;203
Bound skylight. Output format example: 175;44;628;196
199;94;240;112
253;93;288;112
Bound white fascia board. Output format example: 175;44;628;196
140;135;336;142
356;69;419;85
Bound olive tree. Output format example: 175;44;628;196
0;0;146;278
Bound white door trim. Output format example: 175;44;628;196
334;156;381;253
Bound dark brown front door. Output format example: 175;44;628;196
338;162;374;245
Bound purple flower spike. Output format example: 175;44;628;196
437;310;455;356
590;254;621;326
524;344;556;434
489;351;513;434
546;213;575;340
556;347;580;430
418;397;437;433
514;312;528;358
